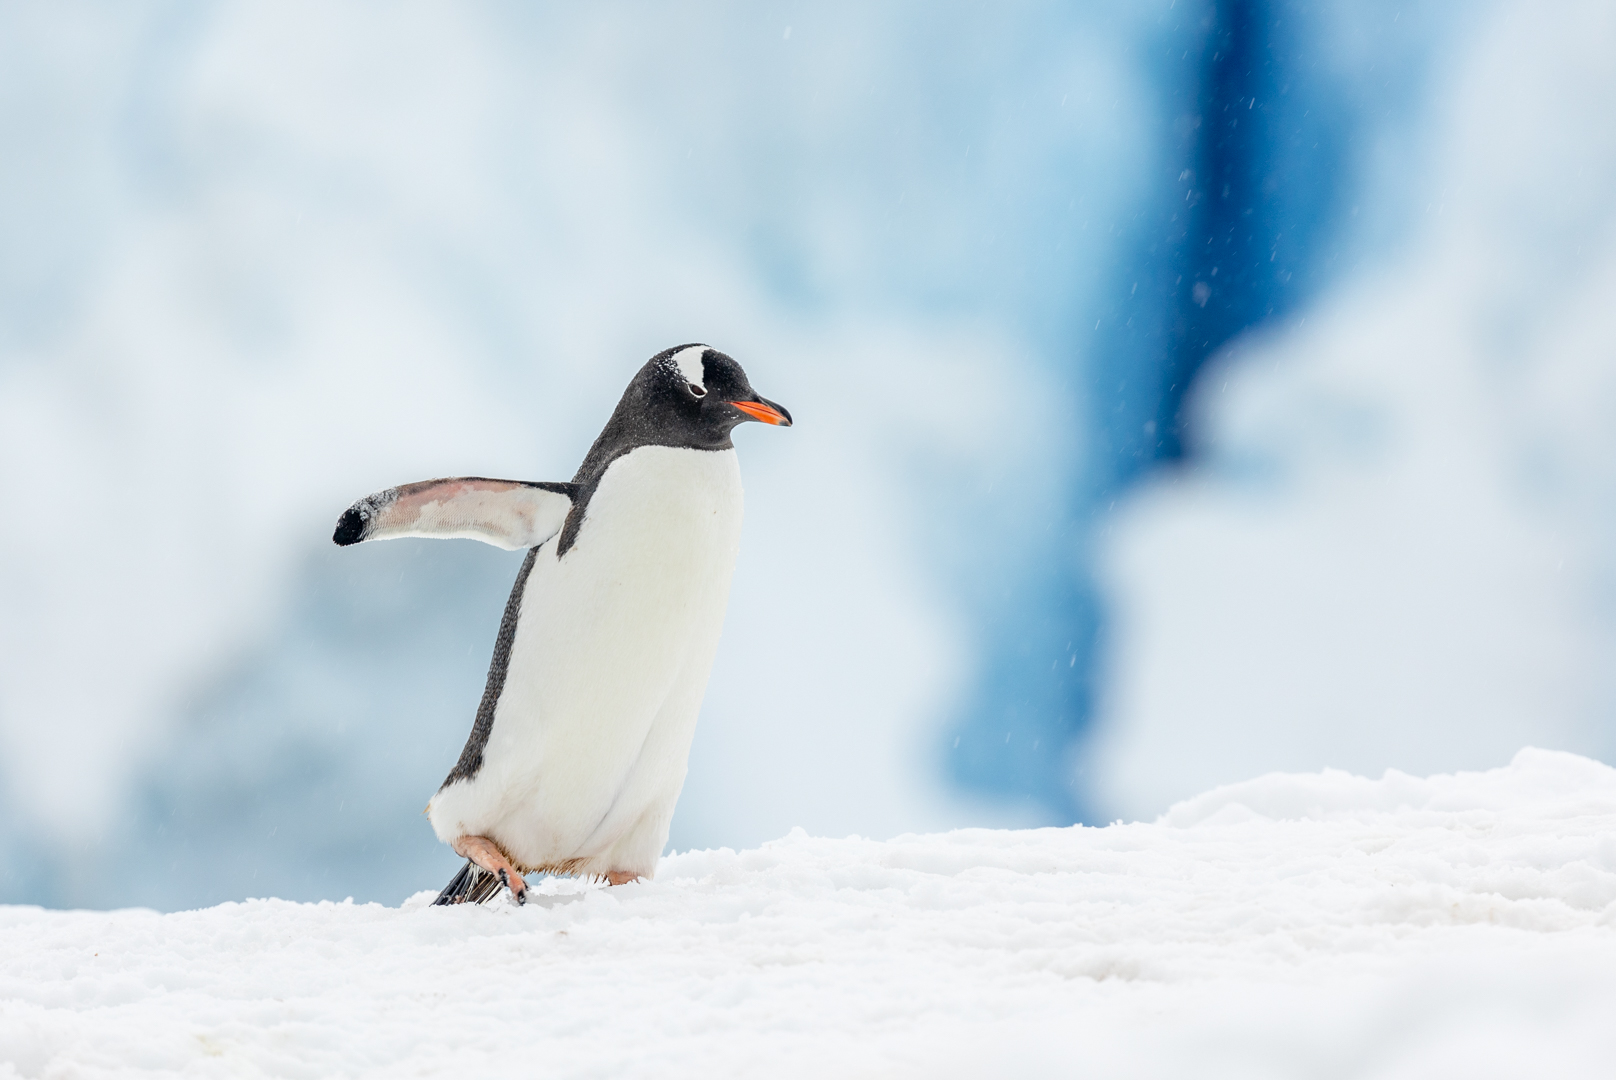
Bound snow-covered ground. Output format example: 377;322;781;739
5;748;1614;1078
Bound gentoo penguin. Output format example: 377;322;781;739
332;345;790;904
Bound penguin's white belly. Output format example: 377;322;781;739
427;445;743;878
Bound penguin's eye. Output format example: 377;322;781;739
688;384;707;398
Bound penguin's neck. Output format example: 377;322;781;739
559;444;741;559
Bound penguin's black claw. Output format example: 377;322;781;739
499;868;527;905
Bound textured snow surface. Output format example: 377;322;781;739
5;749;1616;1078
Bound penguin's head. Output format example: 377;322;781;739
628;343;792;451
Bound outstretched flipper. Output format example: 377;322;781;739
333;477;577;551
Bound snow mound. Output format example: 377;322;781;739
1163;747;1616;826
5;752;1616;1077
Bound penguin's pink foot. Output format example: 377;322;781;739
451;835;527;904
605;871;640;886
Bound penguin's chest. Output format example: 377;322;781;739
454;446;743;853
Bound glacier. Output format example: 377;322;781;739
8;0;1614;917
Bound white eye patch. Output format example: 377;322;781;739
670;345;706;392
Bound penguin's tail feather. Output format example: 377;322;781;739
432;860;506;906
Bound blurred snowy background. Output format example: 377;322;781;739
2;0;1612;910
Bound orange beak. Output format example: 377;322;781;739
729;398;793;426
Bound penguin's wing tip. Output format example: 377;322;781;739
332;478;575;551
332;507;366;546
